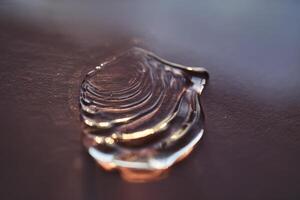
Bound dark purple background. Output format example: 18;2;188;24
0;1;299;199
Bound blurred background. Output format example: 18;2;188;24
0;0;299;200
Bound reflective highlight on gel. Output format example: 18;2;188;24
79;47;208;182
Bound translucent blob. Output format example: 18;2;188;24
80;47;208;182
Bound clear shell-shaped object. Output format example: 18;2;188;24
80;47;209;182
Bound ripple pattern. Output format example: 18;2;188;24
80;47;208;181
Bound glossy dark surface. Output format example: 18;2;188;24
0;1;300;199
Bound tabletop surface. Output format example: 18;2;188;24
0;1;300;200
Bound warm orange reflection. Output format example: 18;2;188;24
93;143;198;183
119;168;169;183
96;158;169;182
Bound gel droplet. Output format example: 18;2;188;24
79;47;208;182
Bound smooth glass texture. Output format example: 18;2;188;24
80;47;208;182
